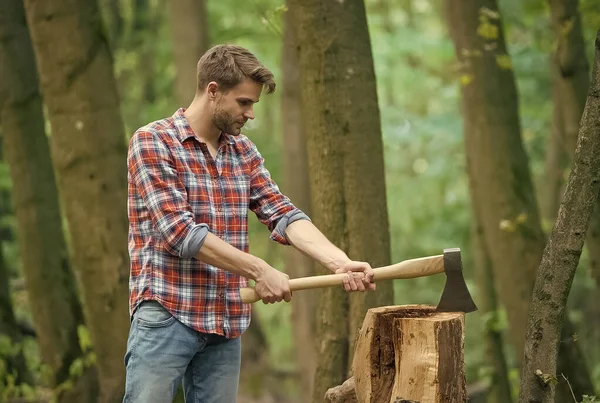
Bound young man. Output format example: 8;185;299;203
124;44;375;403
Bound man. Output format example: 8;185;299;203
124;44;375;403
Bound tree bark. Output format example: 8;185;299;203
472;222;513;403
169;0;210;107
519;29;600;403
22;1;131;402
281;5;316;401
542;70;569;223
0;1;98;401
546;0;600;289
543;2;598;399
289;0;394;400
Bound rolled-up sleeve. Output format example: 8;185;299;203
128;130;208;256
248;143;310;245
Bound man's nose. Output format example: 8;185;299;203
244;107;255;120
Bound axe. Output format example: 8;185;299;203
240;247;477;313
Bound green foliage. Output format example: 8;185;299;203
51;325;96;401
0;336;38;401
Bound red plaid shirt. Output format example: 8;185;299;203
127;108;302;338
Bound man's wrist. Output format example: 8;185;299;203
325;257;351;273
248;256;269;281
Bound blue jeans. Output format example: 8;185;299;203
123;300;241;403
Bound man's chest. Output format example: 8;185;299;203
176;142;252;225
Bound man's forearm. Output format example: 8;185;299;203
194;232;265;280
284;219;350;272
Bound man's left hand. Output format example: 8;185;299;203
335;261;376;292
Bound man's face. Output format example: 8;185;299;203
212;79;262;136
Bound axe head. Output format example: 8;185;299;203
436;248;477;313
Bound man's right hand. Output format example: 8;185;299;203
254;264;291;304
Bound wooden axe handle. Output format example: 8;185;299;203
240;254;444;304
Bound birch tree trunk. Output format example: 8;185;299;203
519;30;600;403
289;0;393;400
22;1;131;401
169;0;210;107
281;6;316;400
0;1;98;401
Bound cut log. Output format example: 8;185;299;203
352;305;466;403
325;377;358;403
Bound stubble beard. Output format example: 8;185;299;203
213;104;240;135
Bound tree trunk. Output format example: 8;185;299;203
0;1;99;401
543;2;598;399
546;0;600;289
444;0;545;360
542;71;568;223
239;310;270;399
169;0;210;107
289;0;394;400
352;305;466;403
445;3;594;396
519;30;600;403
471;223;513;403
281;5;316;401
22;1;131;402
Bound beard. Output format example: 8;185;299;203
212;103;242;135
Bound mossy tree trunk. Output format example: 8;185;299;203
281;5;316;401
0;1;98;401
519;30;600;403
22;1;131;401
169;0;210;107
289;0;394;400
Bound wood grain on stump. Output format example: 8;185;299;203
352;305;466;403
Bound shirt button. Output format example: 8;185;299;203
219;292;225;298
218;206;222;212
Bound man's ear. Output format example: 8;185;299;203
206;82;219;100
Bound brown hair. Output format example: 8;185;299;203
196;45;276;94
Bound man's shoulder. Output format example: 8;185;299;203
130;116;177;145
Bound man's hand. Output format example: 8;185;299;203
335;261;376;292
254;263;292;304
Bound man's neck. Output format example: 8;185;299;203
183;97;221;148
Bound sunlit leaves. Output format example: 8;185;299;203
477;22;499;40
496;54;513;70
460;74;474;86
499;213;528;232
477;7;500;40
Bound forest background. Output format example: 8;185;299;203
1;0;600;402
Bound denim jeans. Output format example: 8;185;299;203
123;300;241;403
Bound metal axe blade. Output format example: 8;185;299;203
436;247;478;313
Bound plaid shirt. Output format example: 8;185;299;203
127;108;302;338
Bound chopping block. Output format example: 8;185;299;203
351;305;466;403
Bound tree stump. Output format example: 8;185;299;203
351;305;466;403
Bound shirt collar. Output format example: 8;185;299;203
172;108;235;146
